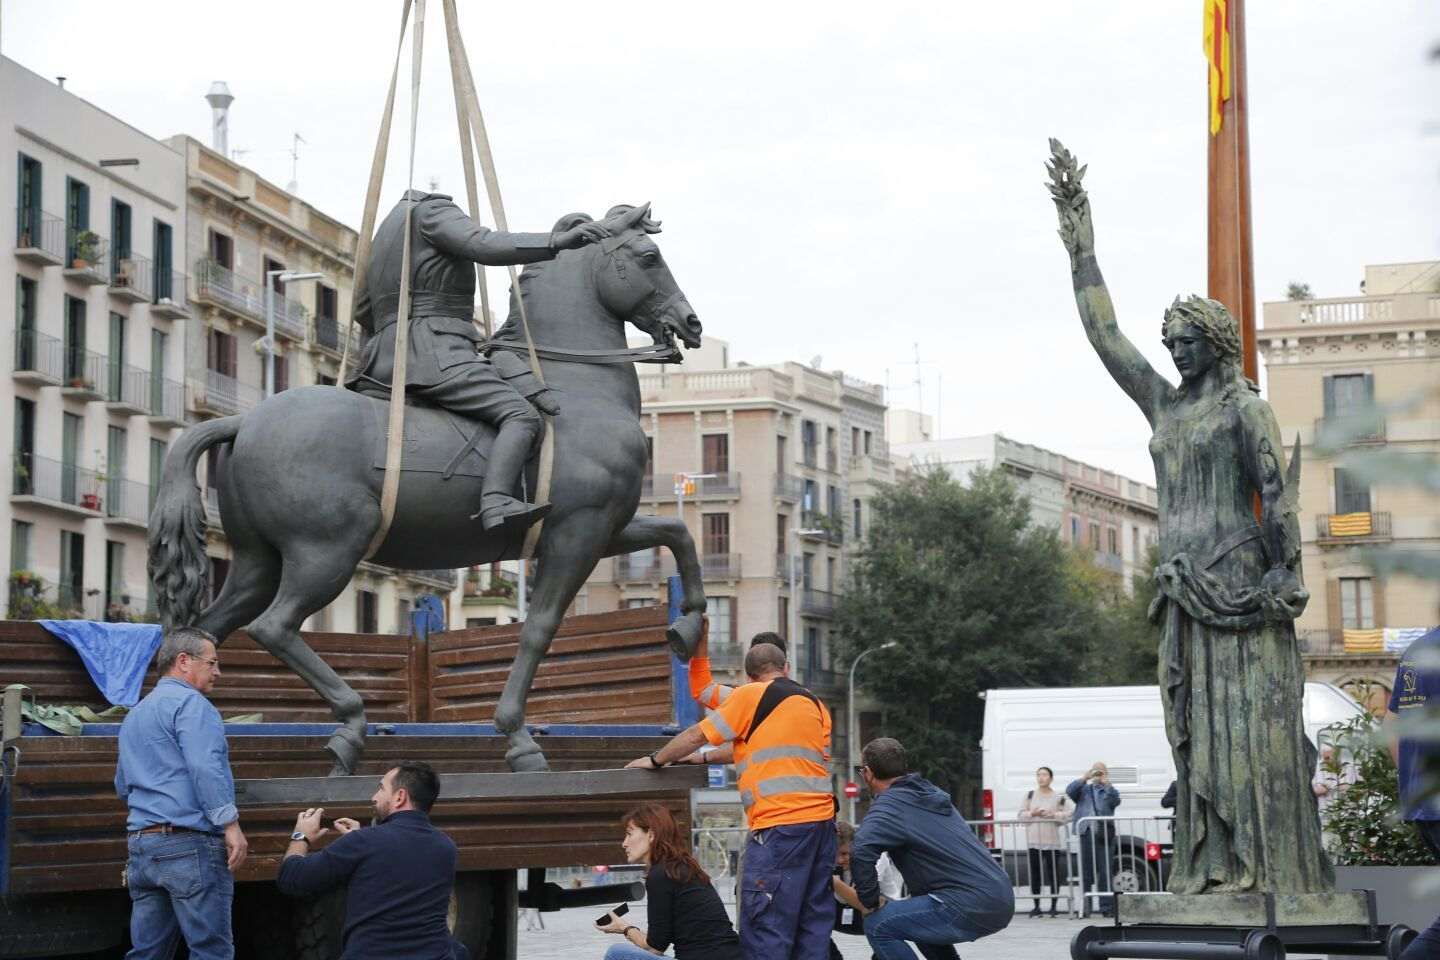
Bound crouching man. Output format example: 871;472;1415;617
852;738;1014;960
276;761;468;960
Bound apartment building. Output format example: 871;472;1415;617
166;134;456;633
893;430;1160;591
1259;261;1440;710
577;338;894;774
2;57;190;619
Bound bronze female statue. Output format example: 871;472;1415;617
1046;140;1331;894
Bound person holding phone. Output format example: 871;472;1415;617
596;802;739;959
1066;761;1121;918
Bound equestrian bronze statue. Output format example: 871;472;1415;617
148;199;708;775
1047;140;1329;894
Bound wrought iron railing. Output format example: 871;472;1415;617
15;207;65;259
13;329;64;381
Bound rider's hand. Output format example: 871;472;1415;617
551;222;609;251
531;389;561;417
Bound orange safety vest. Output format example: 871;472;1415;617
699;675;833;830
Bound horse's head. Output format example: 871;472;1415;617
580;203;701;351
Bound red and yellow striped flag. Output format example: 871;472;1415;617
1204;0;1231;135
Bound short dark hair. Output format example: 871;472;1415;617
390;761;440;812
744;642;787;679
861;737;908;781
156;627;217;674
750;631;786;655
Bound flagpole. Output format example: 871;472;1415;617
1206;0;1258;384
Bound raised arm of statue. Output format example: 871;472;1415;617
1047;139;1171;428
1241;398;1310;620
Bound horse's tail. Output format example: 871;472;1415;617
148;415;242;630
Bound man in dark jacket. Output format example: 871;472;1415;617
851;738;1013;960
276;761;465;960
349;191;607;532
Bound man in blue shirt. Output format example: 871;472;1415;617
115;627;247;960
277;761;465;960
1389;625;1440;960
851;738;1014;960
1067;761;1121;918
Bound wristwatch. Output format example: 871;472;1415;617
290;831;311;845
648;750;668;769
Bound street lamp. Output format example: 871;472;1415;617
262;270;324;396
848;640;898;824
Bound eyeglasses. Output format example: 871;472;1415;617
186;655;220;668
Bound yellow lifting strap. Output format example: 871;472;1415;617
340;0;553;561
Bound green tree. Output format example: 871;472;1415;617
1070;544;1162;686
836;466;1101;806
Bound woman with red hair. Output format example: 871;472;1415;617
597;802;740;959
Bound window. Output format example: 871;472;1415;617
356;589;379;633
776;435;788;472
316;372;336;387
13;398;34;495
1070;516;1080;544
1089;521;1101;553
108;312;126;402
827;485;841;519
59;530;84;610
64;295;87;382
802;479;818;512
208;556;229;605
11;520;32;572
153;220;174;300
826;556;836;593
205;445;227;495
1132;527;1141;560
805;626;821;676
150;329;169;414
853;498;863;538
1324;374;1373;417
623;597;658;609
702;434;729;474
316;284;337;321
149;439;167;511
703;513;730;556
1339;577;1374;629
863;430;872;455
802;553;814;590
61;413;81;504
208;229;233;269
396;598;412;635
1107;527;1118;555
111;199;132;267
801;420;818;467
467;617;498;627
706;596;735;651
264;257;286;292
263;352;290;393
776;514;788;557
17;154;41;243
207;329;236;377
1334;468;1371;514
15;275;37;370
643;435;654;478
825;427;837;471
107;425;127;510
65;177;90;262
105;540;125;615
851;427;860;455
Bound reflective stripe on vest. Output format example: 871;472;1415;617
736;745;828;779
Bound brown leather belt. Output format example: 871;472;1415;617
132;823;201;836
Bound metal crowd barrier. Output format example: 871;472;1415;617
966;818;1081;917
693;825;747;904
1070;815;1176;915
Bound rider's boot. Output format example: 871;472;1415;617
474;418;550;533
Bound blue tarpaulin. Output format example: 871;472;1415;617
37;620;163;707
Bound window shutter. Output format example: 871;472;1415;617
1363;373;1375;404
1325;579;1342;639
1372;579;1386;631
1322;376;1335;417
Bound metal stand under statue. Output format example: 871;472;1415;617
1046;141;1416;960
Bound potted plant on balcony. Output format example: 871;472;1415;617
72;230;100;268
81;461;107;512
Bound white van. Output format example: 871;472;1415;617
978;682;1363;893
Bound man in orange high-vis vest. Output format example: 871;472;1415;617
627;642;837;960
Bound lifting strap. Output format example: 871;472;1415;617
340;0;553;560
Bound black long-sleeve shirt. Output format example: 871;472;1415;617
642;863;740;960
276;810;457;960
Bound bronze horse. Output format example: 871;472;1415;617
148;204;707;773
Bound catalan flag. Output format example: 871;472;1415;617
1328;513;1374;537
1204;0;1231;135
1343;629;1384;654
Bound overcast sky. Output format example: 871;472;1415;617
5;1;1436;483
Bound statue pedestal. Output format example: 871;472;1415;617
1070;891;1416;960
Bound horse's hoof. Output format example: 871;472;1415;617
506;745;550;772
325;727;365;776
666;611;704;661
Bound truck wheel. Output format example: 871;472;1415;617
448;872;495;957
294;888;347;960
0;892;129;958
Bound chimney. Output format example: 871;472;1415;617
204;81;235;156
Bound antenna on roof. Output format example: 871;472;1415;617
286;132;307;194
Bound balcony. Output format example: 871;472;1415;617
60;348;106;400
701;553;741;580
802;443;818;469
12;454;105;517
776;553;796;581
1314;415;1386;447
7;579;102;620
62;230;109;285
103;478;151;531
145;373;187;427
151;270;190;320
774;473;804;501
614;553;671;584
1298;628;1398;658
273;292;310;342
1263;291;1440;329
312;314;360;357
13;329;64;386
15;208;65;266
800;510;844;545
190;370;261;418
405;568;458;591
696;472;741;498
194;258;265;322
104;361;151;415
1091;551;1124;574
1317;512;1392;544
800;588;837;618
109;253;153;304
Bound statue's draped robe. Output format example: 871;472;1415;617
1148;389;1333;893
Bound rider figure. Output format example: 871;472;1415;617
349;190;607;533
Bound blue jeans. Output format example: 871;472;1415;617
741;820;838;960
603;943;658;960
863;895;983;960
124;831;234;960
1400;821;1440;960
